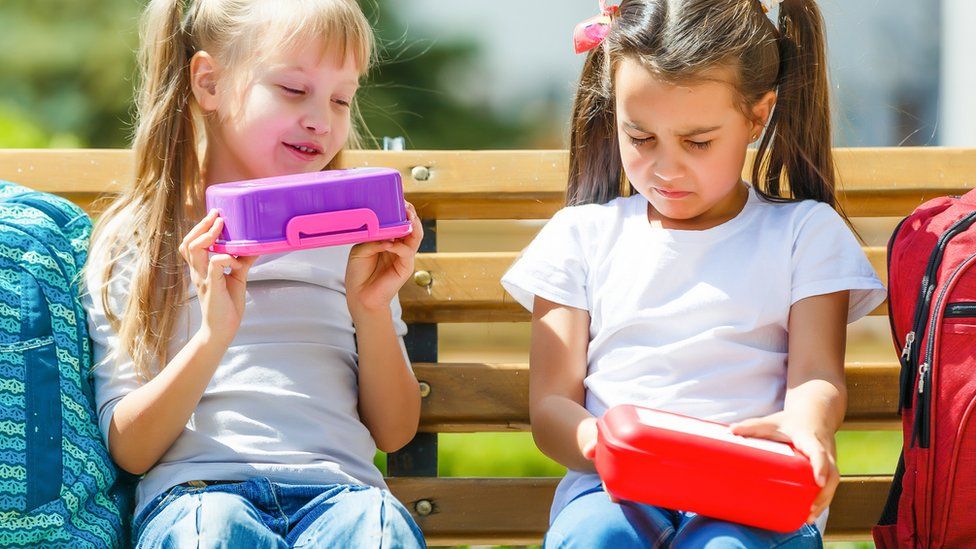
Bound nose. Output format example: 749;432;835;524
301;109;331;135
651;150;685;182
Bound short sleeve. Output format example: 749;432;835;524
501;207;589;312
82;251;147;449
791;203;887;322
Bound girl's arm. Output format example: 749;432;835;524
347;204;423;453
109;331;235;475
109;210;257;475
352;309;420;453
731;289;849;524
529;296;596;472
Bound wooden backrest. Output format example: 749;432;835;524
3;147;974;544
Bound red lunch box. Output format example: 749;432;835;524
594;404;820;533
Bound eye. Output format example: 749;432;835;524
687;140;712;151
333;98;351;108
279;85;305;96
628;135;652;147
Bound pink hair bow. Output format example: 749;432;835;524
573;1;619;54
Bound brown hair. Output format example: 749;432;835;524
567;0;836;209
86;0;374;379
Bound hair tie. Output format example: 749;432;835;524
573;1;619;54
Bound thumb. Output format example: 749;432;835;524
582;437;598;461
729;417;788;443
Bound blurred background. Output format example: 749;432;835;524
1;1;971;547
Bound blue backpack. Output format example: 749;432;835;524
0;181;127;547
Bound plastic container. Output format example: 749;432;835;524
205;167;411;255
594;404;819;533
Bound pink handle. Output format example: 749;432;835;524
285;208;379;247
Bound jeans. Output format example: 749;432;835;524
545;485;823;549
133;478;426;548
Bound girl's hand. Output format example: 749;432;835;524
730;411;840;525
179;209;258;344
578;417;621;503
578;416;599;461
345;202;423;318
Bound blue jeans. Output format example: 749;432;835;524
546;485;823;549
133;478;426;548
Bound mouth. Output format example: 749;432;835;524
654;187;692;199
283;141;323;160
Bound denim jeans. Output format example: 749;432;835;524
133;478;426;548
545;485;823;549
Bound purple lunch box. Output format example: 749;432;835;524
206;167;412;255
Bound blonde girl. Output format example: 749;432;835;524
84;0;426;546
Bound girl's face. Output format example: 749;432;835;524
614;57;774;230
192;38;362;184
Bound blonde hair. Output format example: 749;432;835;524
87;0;374;378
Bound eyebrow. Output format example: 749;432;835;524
623;120;722;137
276;66;359;85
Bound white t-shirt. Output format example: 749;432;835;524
83;244;409;517
501;187;887;531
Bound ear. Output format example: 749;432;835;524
189;51;220;113
750;90;777;136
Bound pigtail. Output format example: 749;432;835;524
752;0;837;210
89;0;199;378
567;44;625;206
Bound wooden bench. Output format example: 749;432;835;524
3;147;975;545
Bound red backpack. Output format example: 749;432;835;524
874;188;976;548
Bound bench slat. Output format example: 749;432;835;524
401;249;888;323
385;476;890;545
415;362;900;432
2;148;972;219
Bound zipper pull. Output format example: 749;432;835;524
918;362;929;395
901;331;916;363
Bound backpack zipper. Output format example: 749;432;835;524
886;214;912;410
900;211;976;412
913;251;976;449
944;302;976;317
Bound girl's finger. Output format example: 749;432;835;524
188;216;225;251
581;438;597;460
729;418;788;443
385;240;415;260
402;208;424;250
181;209;219;250
349;240;393;259
207;254;243;279
792;433;829;486
808;473;838;523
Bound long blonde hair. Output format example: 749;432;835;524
88;0;374;379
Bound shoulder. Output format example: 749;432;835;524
546;195;636;239
750;194;842;239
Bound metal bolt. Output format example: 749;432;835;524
413;270;433;288
415;499;433;516
411;165;431;181
419;382;431;398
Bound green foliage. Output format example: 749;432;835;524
0;0;142;147
356;0;538;149
0;0;536;149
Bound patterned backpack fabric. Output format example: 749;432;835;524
0;181;125;547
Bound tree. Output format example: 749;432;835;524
0;0;538;149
